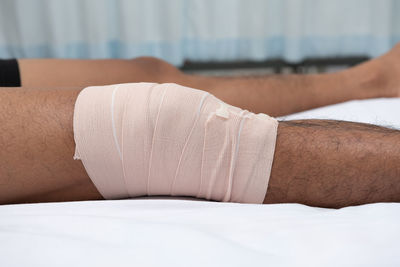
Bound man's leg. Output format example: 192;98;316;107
16;43;400;116
1;87;399;207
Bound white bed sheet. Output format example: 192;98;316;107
1;98;400;267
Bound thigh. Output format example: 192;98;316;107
0;88;102;204
18;57;183;88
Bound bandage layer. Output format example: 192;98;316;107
73;83;278;203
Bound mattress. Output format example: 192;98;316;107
1;97;399;267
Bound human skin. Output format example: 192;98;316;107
265;120;400;208
0;88;399;208
1;44;399;207
17;43;400;117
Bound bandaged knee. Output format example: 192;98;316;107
73;83;278;204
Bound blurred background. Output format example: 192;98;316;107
0;0;399;74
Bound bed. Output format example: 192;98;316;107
1;98;399;267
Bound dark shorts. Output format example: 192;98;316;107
0;59;21;87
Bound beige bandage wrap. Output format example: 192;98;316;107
73;83;278;204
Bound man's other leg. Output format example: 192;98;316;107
16;43;400;116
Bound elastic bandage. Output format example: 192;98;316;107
73;83;278;203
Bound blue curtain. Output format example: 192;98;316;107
0;0;399;66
